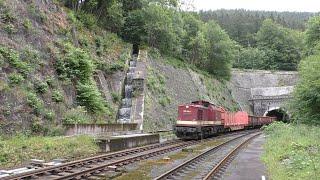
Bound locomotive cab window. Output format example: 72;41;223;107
203;102;210;107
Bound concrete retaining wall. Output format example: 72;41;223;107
97;134;160;152
64;124;138;136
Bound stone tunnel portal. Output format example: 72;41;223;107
264;107;289;122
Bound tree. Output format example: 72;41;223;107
121;10;146;46
142;3;178;54
188;31;207;66
290;54;320;125
305;16;320;55
182;12;203;61
234;47;268;69
202;21;236;80
256;19;303;70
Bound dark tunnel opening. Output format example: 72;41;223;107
266;108;289;122
132;44;139;55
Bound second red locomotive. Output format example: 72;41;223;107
174;100;275;139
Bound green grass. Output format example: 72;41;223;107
262;122;320;180
0;135;98;168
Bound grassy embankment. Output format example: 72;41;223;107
0;135;99;168
262;122;320;180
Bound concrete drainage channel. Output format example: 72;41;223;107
117;54;137;123
0;130;255;179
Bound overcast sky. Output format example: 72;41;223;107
186;0;320;12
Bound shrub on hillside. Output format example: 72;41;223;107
52;90;64;102
56;43;94;82
3;24;17;34
55;43;106;114
76;82;106;114
26;92;43;115
23;19;32;31
76;11;97;30
44;110;55;122
34;80;49;94
8;73;24;85
0;46;30;76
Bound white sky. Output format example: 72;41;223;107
185;0;320;12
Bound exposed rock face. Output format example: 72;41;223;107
143;56;240;131
229;69;299;114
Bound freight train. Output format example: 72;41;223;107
174;100;275;139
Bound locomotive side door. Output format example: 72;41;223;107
198;109;203;120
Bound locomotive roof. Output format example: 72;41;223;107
191;100;216;105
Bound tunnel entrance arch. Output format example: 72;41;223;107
263;107;289;122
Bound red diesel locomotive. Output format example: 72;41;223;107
174;100;275;139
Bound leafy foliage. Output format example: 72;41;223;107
26;92;44;115
76;82;106;114
57;43;94;82
8;73;24;85
305;16;320;54
289;54;320;125
202;21;236;79
234;47;268;69
200;9;314;47
256;19;304;70
52;90;64;103
34;80;49;94
3;24;17;34
0;46;30;76
55;43;107;114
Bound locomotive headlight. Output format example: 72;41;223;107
186;106;189;108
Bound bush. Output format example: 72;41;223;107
44;110;55;121
3;23;17;34
0;46;30;76
34;81;49;94
2;9;16;23
57;43;94;82
31;120;45;134
45;77;54;87
63;106;92;124
8;73;24;85
26;92;43;115
23;19;32;30
158;96;171;107
21;46;40;65
76;82;106;114
52;90;64;102
76;11;97;30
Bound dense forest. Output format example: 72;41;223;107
199;9;317;46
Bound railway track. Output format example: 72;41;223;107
3;130;253;180
154;131;261;180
